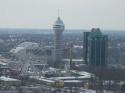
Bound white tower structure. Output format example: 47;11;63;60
53;16;65;64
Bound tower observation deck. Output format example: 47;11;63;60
53;17;65;66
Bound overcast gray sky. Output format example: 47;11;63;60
0;0;125;30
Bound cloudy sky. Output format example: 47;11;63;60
0;0;125;30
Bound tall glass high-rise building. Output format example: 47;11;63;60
83;28;108;66
83;32;90;65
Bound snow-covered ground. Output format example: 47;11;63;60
80;89;114;93
0;76;20;81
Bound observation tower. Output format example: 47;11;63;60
53;16;65;66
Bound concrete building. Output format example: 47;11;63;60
53;17;65;67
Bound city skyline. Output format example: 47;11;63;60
0;0;125;30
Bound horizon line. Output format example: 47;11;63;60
0;27;124;31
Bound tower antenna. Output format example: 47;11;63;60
58;9;60;17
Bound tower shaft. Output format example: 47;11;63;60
54;31;63;61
